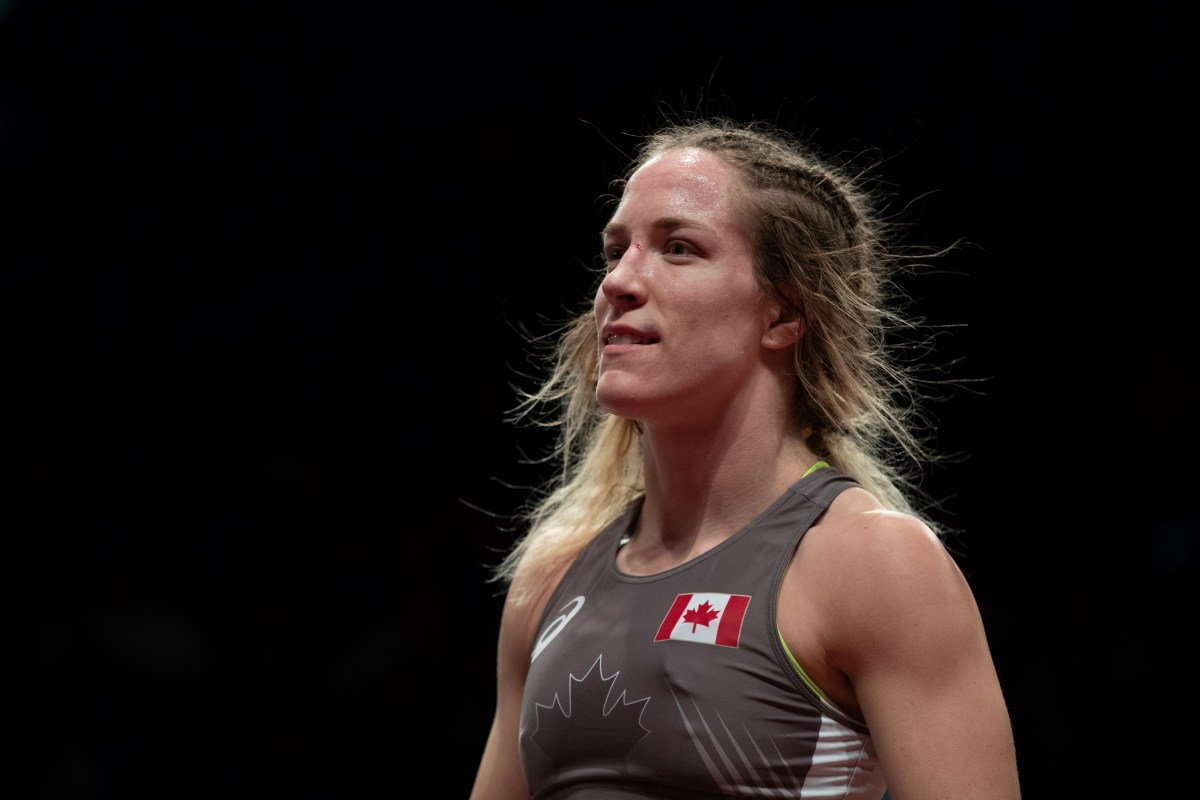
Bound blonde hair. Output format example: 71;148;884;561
493;117;953;603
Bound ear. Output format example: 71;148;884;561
761;299;803;350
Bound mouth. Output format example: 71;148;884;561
605;333;659;345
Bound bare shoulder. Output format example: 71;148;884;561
784;486;983;685
499;554;576;659
473;556;574;800
800;486;966;603
782;488;1020;798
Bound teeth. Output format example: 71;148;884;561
607;334;642;345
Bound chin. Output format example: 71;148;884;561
595;387;653;420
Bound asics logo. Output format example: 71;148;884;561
531;596;585;662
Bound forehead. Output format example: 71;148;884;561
615;147;741;222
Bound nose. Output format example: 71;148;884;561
599;249;647;308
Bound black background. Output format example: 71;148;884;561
5;2;1196;798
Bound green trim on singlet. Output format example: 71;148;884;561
802;460;830;478
779;457;839;716
777;630;841;710
781;630;890;798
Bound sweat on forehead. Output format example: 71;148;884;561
614;149;740;223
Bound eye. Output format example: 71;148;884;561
602;244;625;266
665;239;695;257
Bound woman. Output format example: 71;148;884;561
471;117;1020;799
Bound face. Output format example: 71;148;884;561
594;146;790;427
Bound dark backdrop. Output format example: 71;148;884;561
5;3;1195;798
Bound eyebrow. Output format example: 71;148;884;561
601;217;701;241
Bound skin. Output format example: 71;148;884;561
470;147;1020;799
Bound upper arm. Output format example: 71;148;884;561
470;564;566;800
821;511;1021;799
469;590;534;800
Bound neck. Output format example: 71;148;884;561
633;412;816;551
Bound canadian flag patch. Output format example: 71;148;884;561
654;592;751;648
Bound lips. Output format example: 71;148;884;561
605;333;659;345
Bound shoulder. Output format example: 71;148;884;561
498;550;577;661
786;488;1021;797
801;486;959;595
816;484;955;585
784;487;982;685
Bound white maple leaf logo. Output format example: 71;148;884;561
530;654;651;762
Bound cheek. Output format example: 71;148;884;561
685;290;766;352
685;283;754;326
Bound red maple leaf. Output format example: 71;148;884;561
681;600;720;633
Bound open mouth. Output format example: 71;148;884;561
606;334;659;345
